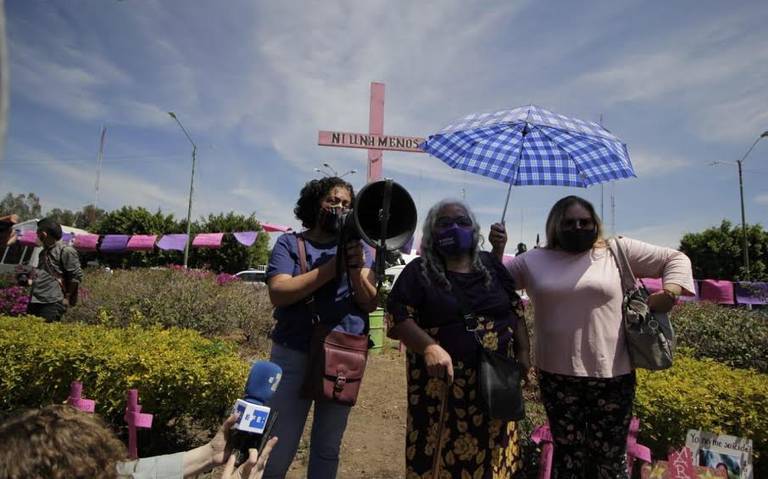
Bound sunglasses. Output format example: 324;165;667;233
561;217;595;230
436;216;473;229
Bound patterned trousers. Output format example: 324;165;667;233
539;370;636;479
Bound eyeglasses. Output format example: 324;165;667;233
561;217;595;230
436;216;473;229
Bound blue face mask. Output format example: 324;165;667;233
435;225;474;257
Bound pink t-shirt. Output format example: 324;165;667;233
506;237;694;378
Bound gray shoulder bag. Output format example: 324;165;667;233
608;237;675;371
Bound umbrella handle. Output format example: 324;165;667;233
500;182;513;224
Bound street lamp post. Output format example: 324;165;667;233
717;131;768;280
168;112;197;268
314;163;356;178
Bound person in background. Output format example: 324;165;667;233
0;404;277;479
387;199;530;478
21;217;82;322
0;213;17;246
264;176;378;479
515;242;527;256
489;195;694;479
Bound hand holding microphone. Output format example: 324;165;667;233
230;361;283;467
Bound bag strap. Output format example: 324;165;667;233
608;237;637;293
296;234;320;325
40;245;67;296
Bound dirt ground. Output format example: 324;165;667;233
284;348;408;479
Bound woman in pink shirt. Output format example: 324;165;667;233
489;195;694;479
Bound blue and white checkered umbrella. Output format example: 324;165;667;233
422;105;636;220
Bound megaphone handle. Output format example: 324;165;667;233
375;180;394;282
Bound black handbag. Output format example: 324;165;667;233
451;280;525;422
608;237;675;371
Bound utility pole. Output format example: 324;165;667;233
95;126;106;210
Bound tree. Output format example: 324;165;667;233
46;208;77;227
189;212;270;273
0;192;42;221
679;220;768;281
94;206;183;268
75;204;106;230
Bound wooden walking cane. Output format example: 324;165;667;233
431;380;449;479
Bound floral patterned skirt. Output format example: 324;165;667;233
404;321;522;479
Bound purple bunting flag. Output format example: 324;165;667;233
233;231;258;247
156;234;188;251
100;235;131;253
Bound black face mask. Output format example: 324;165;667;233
317;207;343;234
558;228;597;253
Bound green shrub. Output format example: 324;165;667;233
673;302;768;373
635;354;768;475
68;268;274;341
0;316;249;455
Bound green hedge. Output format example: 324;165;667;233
635;354;768;475
673;302;768;373
0;316;249;454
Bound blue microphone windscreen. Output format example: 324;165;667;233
243;361;283;405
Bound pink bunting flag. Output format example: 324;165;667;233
17;230;39;247
639;277;663;293
192;233;224;249
100;235;130;253
233;231;258;247
156;234;188;251
124;389;153;459
67;381;95;413
61;232;75;243
126;235;158;252
700;279;735;305
261;222;292;233
74;233;100;252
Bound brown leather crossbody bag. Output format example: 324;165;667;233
295;235;368;406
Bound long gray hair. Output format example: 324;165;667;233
419;199;493;291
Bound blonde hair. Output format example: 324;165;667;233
0;405;127;479
544;195;605;249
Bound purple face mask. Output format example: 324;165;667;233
435;225;474;257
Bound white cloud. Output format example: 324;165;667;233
755;193;768;206
628;150;691;177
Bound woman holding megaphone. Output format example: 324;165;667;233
263;176;378;479
387;199;530;479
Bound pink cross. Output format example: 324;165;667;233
531;417;652;479
67;381;95;413
318;82;425;183
124;389;153;459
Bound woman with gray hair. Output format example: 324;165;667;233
386;199;530;478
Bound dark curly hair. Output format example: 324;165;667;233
294;176;355;229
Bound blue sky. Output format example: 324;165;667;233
1;0;767;251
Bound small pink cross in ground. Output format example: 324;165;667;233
124;389;153;459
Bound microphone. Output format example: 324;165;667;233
231;361;282;464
